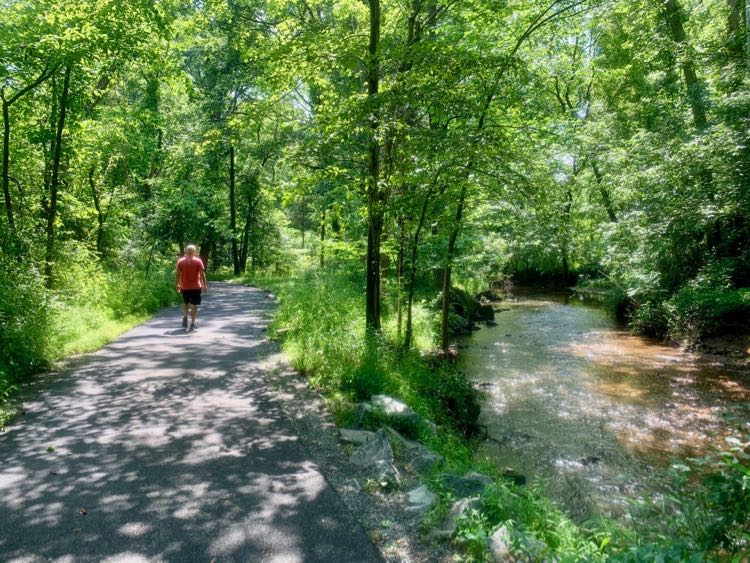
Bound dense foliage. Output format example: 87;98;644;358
2;0;749;558
253;266;750;560
2;0;748;372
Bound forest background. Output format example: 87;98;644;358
1;0;749;559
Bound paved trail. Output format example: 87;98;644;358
0;283;382;563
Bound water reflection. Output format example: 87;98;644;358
458;292;750;521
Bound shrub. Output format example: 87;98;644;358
620;421;750;559
622;259;750;347
341;345;389;401
418;366;481;437
665;286;750;347
261;270;365;392
0;242;178;425
0;261;53;386
104;269;176;318
448;479;608;561
629;297;669;338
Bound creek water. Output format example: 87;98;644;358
457;290;750;521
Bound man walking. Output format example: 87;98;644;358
175;244;208;330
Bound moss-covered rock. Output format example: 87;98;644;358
437;287;496;335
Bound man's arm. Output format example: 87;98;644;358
175;263;181;292
200;269;208;292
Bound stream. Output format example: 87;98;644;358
458;290;750;521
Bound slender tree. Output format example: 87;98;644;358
365;0;383;331
44;64;72;287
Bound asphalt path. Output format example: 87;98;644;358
0;282;382;563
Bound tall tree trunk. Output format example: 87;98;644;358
396;216;405;339
143;76;162;199
435;1;561;349
439;92;494;352
746;0;750;69
727;0;741;38
240;192;259;272
240;216;251;272
592;162;617;222
229;145;240;275
440;184;468;351
45;65;72;288
365;0;382;331
1;99;14;235
319;209;326;269
199;240;211;271
1;63;57;240
725;0;748;68
663;0;708;130
44;72;59;210
145;240;157;278
404;186;433;350
562;186;573;285
89;167;105;255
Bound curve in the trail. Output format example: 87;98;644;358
0;282;382;563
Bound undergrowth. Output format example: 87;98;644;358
0;247;176;427
244;269;610;559
579;261;750;348
247;267;750;561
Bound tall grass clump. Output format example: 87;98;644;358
254;270;366;391
248;269;481;443
612;418;750;561
447;479;610;562
50;247;176;356
0;243;177;426
0;260;53;403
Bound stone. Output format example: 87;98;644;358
488;525;512;561
406;485;437;512
384;426;418;449
349;428;394;467
433;497;481;539
501;467;527;486
516;532;548;560
383;427;443;473
406;450;444;474
372;460;401;487
370;395;421;425
438;471;493;498
340;428;375;444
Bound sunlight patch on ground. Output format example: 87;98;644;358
117;522;151;538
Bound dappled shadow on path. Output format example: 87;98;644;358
0;283;380;563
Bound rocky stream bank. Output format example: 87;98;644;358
264;361;532;562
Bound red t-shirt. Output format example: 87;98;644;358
177;256;205;290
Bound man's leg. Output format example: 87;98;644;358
182;300;189;327
189;304;197;328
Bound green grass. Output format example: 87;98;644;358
242;268;621;559
0;308;151;429
54;308;149;357
245;269;481;440
0;260;177;429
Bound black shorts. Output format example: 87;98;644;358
181;289;202;305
